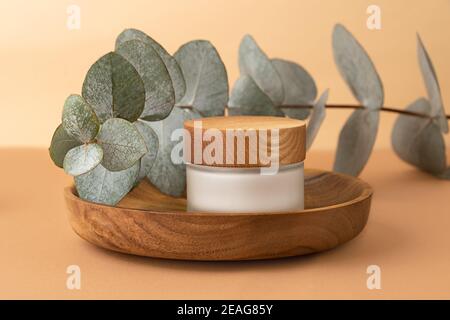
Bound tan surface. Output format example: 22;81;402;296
1;0;450;149
1;148;450;299
184;116;306;166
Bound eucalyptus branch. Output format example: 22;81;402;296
181;104;450;120
50;25;450;207
278;104;450;120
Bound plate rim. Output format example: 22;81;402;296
64;169;373;217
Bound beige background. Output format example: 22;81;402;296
1;0;449;149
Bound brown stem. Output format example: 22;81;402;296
179;104;450;119
281;104;439;119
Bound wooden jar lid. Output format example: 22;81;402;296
184;116;306;167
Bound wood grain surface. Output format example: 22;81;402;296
64;169;372;261
184;116;306;167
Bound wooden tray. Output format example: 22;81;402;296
64;169;372;261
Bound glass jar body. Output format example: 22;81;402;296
186;162;304;213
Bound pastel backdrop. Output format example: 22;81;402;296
1;0;449;151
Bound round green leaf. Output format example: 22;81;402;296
146;107;201;196
82;52;145;123
333;109;380;176
306;89;329;150
115;28;186;103
417;34;448;133
238;35;284;106
63;143;103;176
174;40;228;117
62;94;99;143
97;118;147;172
332;24;384;110
116;40;175;121
49;124;82;168
134;120;159;184
272;58;317;120
392;98;446;174
75;162;139;206
228;75;283;116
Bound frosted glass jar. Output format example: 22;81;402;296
186;162;304;212
184;116;306;213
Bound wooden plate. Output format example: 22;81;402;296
64;169;372;261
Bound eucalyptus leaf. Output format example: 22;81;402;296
146;107;201;196
115;28;186;103
97;118;147;171
333;109;379;176
174;40;228;117
392;98;446;174
438;168;450;180
228;75;283;116
75;162;139;206
134;120;159;184
63;144;103;176
332;24;384;110
62;94;99;143
417;34;448;133
272;58;317;120
182;107;203;119
49;124;82;168
306;89;329;150
238;35;284;106
82;52;145;123
414;122;447;174
116;40;175;121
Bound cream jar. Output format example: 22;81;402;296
184;116;306;213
